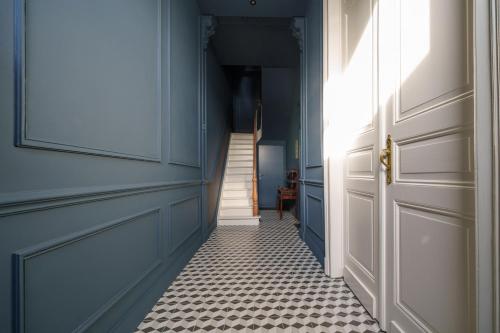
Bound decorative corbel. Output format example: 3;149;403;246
201;16;217;50
290;17;305;51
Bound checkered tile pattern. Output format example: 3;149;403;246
136;211;381;332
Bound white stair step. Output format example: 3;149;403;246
231;133;253;138
228;149;253;156
231;135;253;139
230;144;253;150
225;174;253;182
223;189;252;198
224;182;252;190
228;161;252;168
231;139;253;145
226;167;252;175
228;155;253;161
219;207;253;217
218;216;260;226
221;198;252;207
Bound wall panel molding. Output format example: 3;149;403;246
13;208;162;333
305;193;325;240
299;179;324;187
168;195;201;255
167;0;201;168
0;180;201;217
14;0;163;162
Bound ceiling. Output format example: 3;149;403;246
211;17;300;67
197;0;306;17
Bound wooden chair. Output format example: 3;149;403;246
276;169;299;219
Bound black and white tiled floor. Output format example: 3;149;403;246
136;211;381;332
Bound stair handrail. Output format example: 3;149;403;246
252;103;262;216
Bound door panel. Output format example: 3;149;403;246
381;0;475;331
258;145;285;208
341;0;379;317
398;0;471;118
347;192;375;275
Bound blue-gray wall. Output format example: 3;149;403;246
206;45;232;233
300;0;325;264
229;67;261;133
0;1;229;332
261;67;300;171
212;17;299;67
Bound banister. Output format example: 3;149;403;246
252;104;260;216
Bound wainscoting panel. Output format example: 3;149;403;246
2;184;203;333
15;209;162;333
169;196;201;254
16;0;162;161
302;184;325;265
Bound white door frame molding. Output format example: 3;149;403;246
476;0;498;331
322;0;344;278
322;0;499;331
488;1;500;332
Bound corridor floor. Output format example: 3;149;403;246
136;211;381;332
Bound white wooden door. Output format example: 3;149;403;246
341;0;380;317
379;0;475;331
336;0;476;330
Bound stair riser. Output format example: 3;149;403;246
231;133;253;138
225;175;253;182
231;142;253;146
223;190;251;198
228;150;253;156
221;199;252;207
224;182;252;190
228;155;253;161
230;145;253;150
220;208;253;216
218;218;259;226
228;161;252;168
226;168;252;175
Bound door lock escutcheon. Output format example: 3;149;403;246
379;134;392;185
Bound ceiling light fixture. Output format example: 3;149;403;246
249;0;257;6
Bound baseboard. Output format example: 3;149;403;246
109;237;201;333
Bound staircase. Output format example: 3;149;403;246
218;133;260;225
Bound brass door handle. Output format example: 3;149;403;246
380;135;392;184
379;149;390;167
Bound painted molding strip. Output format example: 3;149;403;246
299;179;324;187
0;180;201;217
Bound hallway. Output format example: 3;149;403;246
136;211;381;332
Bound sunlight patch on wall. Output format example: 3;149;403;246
324;0;430;160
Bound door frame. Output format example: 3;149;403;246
321;0;499;331
476;0;499;331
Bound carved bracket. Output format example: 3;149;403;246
201;15;217;50
290;17;305;51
